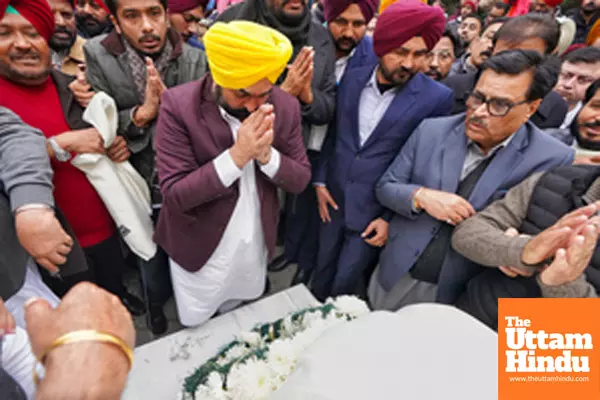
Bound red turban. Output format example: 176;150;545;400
543;0;562;7
373;0;445;57
463;0;477;11
0;0;55;43
168;0;208;13
323;0;378;23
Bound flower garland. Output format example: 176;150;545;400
179;296;370;400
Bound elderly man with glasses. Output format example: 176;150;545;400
368;50;575;311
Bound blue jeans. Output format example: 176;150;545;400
139;209;172;307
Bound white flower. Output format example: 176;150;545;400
330;296;370;319
217;345;250;366
238;332;262;348
227;358;275;400
267;339;297;382
281;315;297;337
195;383;229;400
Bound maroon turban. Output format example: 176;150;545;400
373;0;445;57
168;0;208;13
0;0;55;43
323;0;378;23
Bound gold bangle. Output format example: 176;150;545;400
33;330;134;385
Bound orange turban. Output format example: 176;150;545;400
587;20;600;47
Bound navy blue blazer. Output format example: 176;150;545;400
314;65;454;232
375;114;575;303
344;36;378;77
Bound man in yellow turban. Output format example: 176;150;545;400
154;21;311;327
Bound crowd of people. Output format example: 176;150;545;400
1;0;600;397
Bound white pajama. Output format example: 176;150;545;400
171;108;280;327
2;260;60;399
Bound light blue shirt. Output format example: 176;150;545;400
358;69;399;147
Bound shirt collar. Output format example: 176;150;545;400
468;133;514;156
336;48;356;66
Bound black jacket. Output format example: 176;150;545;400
443;70;568;130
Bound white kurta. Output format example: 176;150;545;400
170;108;281;327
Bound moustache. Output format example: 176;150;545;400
281;0;306;7
426;69;442;80
139;34;161;44
53;26;75;37
480;50;492;58
79;13;101;24
9;50;41;61
468;116;487;128
582;120;600;128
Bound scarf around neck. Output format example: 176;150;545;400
236;0;311;56
123;37;174;103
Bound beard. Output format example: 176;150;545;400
582;2;598;15
0;56;52;86
379;62;415;87
334;37;358;55
76;13;111;37
215;86;251;121
573;118;600;151
271;0;308;26
50;27;77;52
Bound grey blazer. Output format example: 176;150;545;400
84;29;208;185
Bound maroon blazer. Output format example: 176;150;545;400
154;75;311;272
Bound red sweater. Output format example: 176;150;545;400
0;76;115;248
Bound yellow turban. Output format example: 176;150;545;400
204;21;293;90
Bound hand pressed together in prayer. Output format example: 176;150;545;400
15;208;74;274
68;65;96;109
280;47;314;104
230;104;275;168
133;58;167;128
0;298;16;337
362;218;389;247
26;282;135;400
53;128;105;155
107;136;131;163
520;201;600;267
414;188;476;225
315;186;339;223
539;218;600;287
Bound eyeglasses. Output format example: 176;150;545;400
466;91;528;117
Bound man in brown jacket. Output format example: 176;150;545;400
451;162;600;330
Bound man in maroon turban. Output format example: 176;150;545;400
311;1;454;301
373;0;445;59
323;0;378;83
168;0;207;44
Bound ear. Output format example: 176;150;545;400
525;98;543;120
110;15;120;34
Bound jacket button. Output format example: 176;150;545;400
414;250;420;257
356;155;361;160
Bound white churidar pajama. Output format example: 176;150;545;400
170;108;281;327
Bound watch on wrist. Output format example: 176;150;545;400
48;137;71;162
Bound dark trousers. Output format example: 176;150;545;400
83;234;128;297
138;210;172;307
283;151;321;273
311;212;380;302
